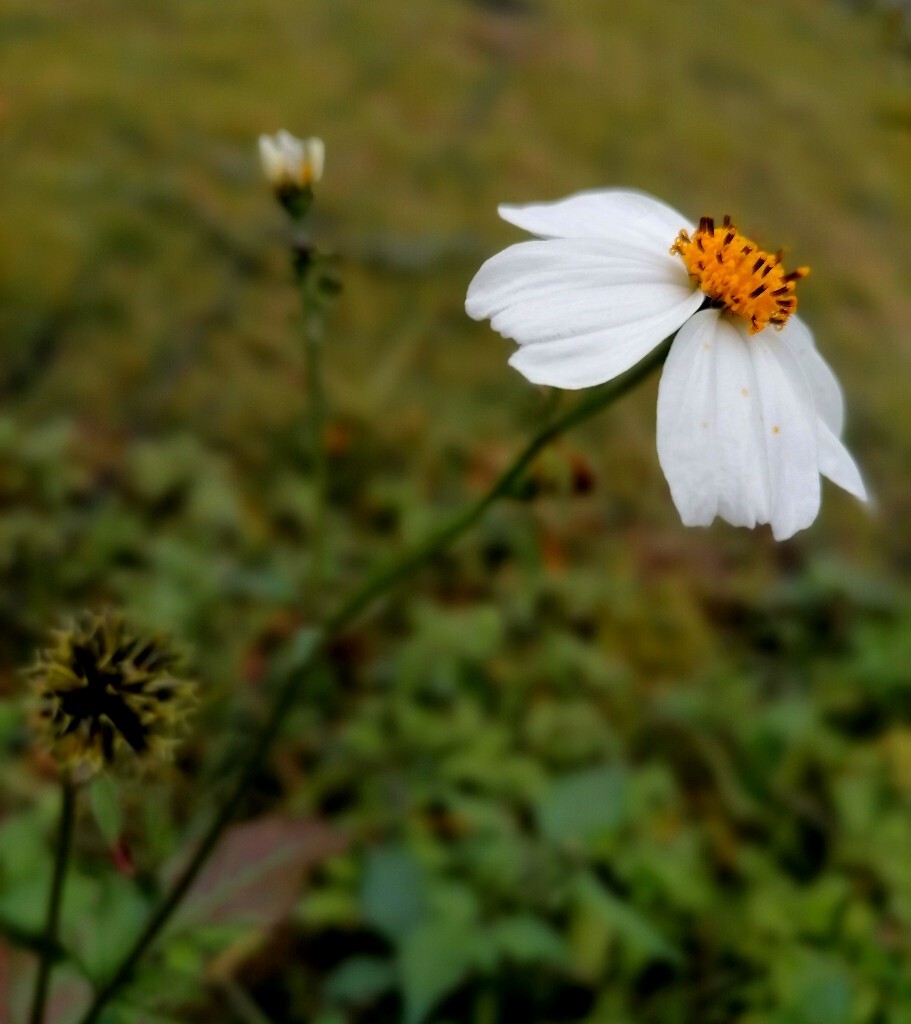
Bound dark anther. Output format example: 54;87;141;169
749;284;767;298
723;231;735;247
752;258;765;273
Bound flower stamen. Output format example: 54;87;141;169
671;215;809;334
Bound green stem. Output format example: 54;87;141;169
74;631;321;1024
324;337;670;633
75;338;670;1024
29;779;77;1024
303;300;327;595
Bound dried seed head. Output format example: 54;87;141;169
25;611;196;778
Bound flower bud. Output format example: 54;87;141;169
258;130;324;193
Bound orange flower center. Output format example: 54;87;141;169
671;216;809;334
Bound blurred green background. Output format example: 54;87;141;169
2;0;911;1021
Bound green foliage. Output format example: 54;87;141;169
2;0;911;1022
536;765;629;844
86;777;122;848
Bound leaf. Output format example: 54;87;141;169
536;764;628;843
360;844;426;941
0;877;52;936
489;916;569;968
166;816;346;934
398;921;477;1024
0;809;53;885
0;870;96;942
87;775;123;846
42;970;93;1024
0;943;92;1024
0;943;24;1024
574;873;681;965
99;964;202;1021
296;887;360;929
325;955;396;1006
424;879;480;929
771;949;854;1024
63;873;153;982
271;626;324;679
98;1004;188;1024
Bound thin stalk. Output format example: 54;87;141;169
29;779;77;1024
303;300;327;594
75;338;670;1024
74;635;323;1024
323;337;671;633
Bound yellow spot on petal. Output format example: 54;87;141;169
671;215;809;334
700;421;708;430
772;425;780;435
741;387;749;397
702;342;711;351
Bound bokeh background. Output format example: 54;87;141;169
2;1;911;1021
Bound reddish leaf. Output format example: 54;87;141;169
0;944;35;1024
44;973;92;1024
166;816;346;933
0;944;14;1019
0;943;91;1024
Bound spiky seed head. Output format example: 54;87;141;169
25;611;196;779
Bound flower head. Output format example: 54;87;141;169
466;189;866;540
26;611;196;777
258;130;324;195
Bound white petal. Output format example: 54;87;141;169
657;310;821;541
817;420;867;500
498;189;694;248
658;310;769;530
749;330;821;540
779;315;845;435
466;238;702;389
277;129;304;163
304;137;325;183
258;135;284;180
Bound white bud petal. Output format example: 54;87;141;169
258;130;325;190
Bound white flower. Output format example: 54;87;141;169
466;189;867;541
258;130;324;191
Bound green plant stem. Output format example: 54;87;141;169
75;338;670;1024
29;778;77;1024
303;299;327;594
323;337;671;634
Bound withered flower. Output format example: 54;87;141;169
26;611;195;777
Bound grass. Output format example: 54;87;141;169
2;0;911;1021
